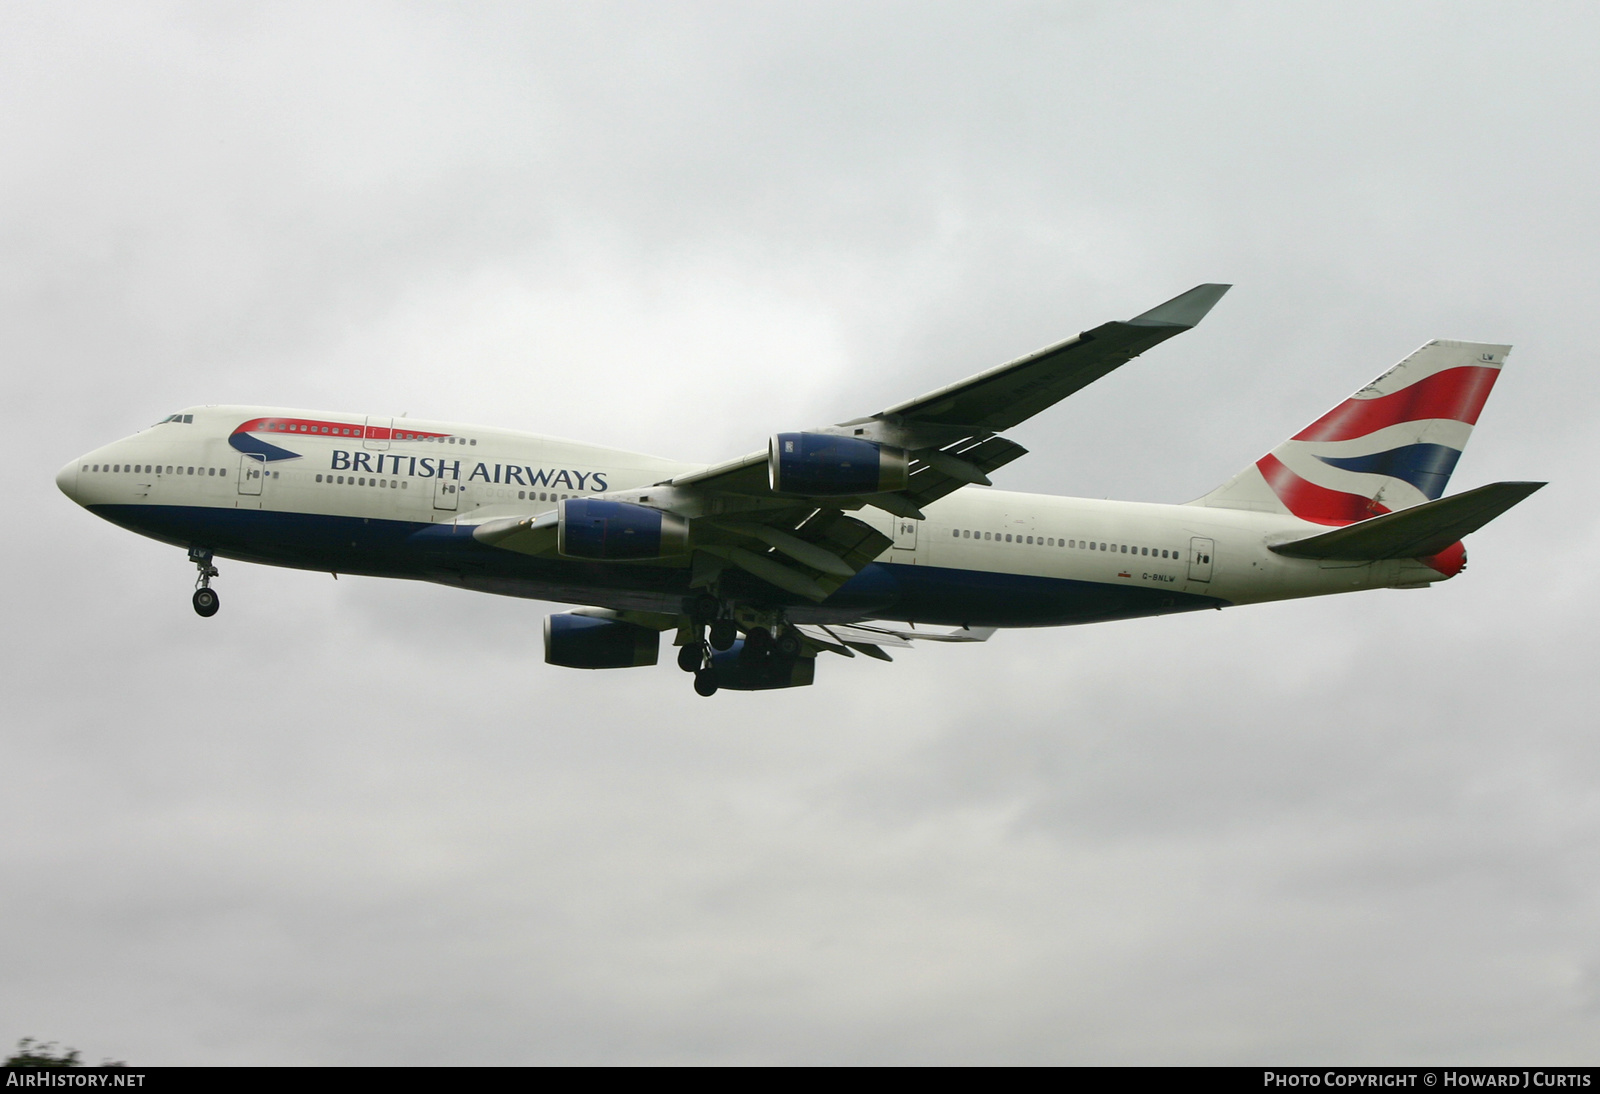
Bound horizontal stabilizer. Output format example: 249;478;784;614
1269;481;1544;560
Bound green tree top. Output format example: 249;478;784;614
5;1038;83;1067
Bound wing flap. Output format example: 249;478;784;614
691;509;892;602
707;520;856;575
837;622;997;644
904;435;1029;508
795;621;996;660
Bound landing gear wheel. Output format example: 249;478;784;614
741;627;773;662
677;642;704;673
188;546;220;617
693;668;719;697
708;619;737;651
775;629;801;657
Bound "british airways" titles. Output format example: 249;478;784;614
329;450;609;491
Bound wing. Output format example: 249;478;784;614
666;282;1229;515
477;284;1229;605
876;282;1232;434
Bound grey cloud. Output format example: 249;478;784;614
3;0;1596;1065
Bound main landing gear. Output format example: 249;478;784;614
682;595;736;695
677;641;705;673
689;594;738;651
678;634;720;698
693;668;719;697
678;595;805;697
189;546;220;618
680;597;718;693
682;632;720;697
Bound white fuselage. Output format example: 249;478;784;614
58;405;1453;627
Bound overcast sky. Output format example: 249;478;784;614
4;0;1598;1065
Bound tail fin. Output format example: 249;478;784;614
1194;340;1510;524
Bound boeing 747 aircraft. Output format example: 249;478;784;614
56;285;1542;695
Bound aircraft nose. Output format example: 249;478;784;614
56;458;82;504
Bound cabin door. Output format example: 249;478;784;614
1188;537;1214;582
893;517;919;553
237;453;265;496
433;477;459;511
364;416;392;451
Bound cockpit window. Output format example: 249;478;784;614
152;413;194;425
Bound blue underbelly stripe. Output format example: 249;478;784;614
90;503;1229;627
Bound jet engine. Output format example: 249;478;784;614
543;613;660;669
768;432;908;496
558;498;690;560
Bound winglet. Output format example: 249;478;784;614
1128;283;1232;329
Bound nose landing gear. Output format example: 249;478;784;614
189;546;220;618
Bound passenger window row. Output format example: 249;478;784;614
1070;540;1181;559
316;475;408;489
952;529;1067;546
85;463;224;477
950;527;1181;559
395;433;476;445
306;477;581;500
267;423;356;435
256;422;477;445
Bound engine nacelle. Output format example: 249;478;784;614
707;641;816;691
558;498;690;560
769;432;908;496
543;613;660;669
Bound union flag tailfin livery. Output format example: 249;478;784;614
1200;339;1509;524
56;286;1543;696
